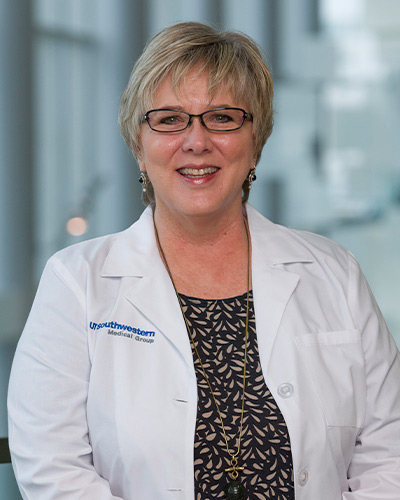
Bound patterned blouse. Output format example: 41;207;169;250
179;292;295;500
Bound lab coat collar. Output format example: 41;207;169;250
246;204;314;266
100;206;158;278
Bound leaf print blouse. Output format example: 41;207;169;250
179;292;295;500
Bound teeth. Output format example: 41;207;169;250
179;167;218;176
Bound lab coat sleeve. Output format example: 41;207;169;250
343;253;400;498
7;256;124;500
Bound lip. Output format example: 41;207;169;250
177;165;220;178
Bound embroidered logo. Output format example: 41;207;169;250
89;321;155;344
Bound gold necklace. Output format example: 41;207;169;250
154;218;251;500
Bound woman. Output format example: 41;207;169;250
8;22;400;500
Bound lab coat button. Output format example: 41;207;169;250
277;383;294;398
298;468;308;486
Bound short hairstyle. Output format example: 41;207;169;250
119;21;274;204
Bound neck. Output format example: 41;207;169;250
153;203;247;248
153;203;251;299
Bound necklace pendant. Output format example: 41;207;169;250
225;456;245;499
224;480;246;500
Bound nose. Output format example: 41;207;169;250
181;117;213;154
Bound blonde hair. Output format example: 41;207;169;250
119;21;274;204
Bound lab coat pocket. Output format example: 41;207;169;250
295;330;366;428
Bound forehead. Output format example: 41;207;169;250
151;69;247;110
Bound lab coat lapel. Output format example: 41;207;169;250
126;257;194;367
247;205;312;372
101;207;194;367
252;259;300;373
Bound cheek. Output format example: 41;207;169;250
218;136;254;163
142;136;181;163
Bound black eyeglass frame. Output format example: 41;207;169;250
141;107;253;133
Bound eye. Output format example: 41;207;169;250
159;114;184;125
209;112;234;123
148;110;188;130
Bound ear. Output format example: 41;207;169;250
138;158;146;173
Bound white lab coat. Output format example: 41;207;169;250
8;204;400;499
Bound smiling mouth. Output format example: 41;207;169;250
178;167;219;178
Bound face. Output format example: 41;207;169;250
138;69;255;222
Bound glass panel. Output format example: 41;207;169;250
0;344;16;439
33;31;99;275
0;464;22;500
33;0;99;35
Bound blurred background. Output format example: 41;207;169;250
1;0;399;496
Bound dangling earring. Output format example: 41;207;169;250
138;172;149;193
247;168;257;190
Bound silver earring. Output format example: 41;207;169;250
138;172;149;193
247;168;257;190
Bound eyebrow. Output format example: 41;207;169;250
154;104;236;111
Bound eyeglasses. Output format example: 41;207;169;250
141;107;253;133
